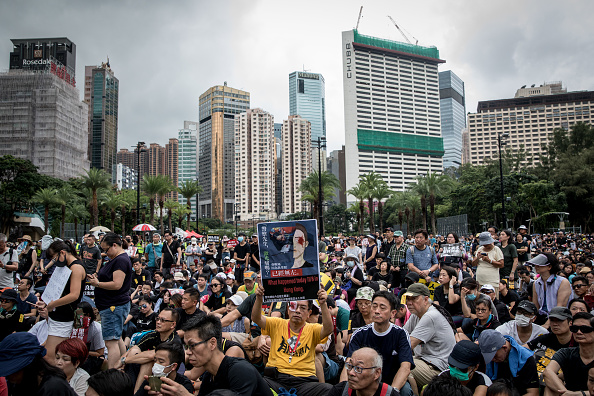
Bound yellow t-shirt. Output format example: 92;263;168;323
237;282;258;296
263;316;324;377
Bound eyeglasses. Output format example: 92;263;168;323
570;325;594;334
345;362;378;374
183;339;210;351
155;317;175;323
573;284;587;289
211;283;221;288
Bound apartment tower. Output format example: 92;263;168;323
281;115;312;215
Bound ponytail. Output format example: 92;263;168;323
48;239;79;259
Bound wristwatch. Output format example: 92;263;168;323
121;356;126;365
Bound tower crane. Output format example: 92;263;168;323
387;16;418;45
356;6;363;30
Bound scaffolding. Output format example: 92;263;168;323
0;69;89;180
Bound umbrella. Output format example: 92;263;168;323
132;224;157;232
90;226;110;233
185;231;200;238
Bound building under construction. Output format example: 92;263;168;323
0;69;89;180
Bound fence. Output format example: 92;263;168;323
437;214;469;237
63;223;86;242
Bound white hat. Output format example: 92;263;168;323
228;294;244;306
191;237;197;244
173;272;184;281
519;225;527;230
217;273;227;280
227;273;235;280
236;291;249;301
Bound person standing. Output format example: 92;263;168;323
473;232;504;297
86;233;133;369
0;233;18;289
17;235;37;278
79;234;102;275
381;228;396;257
233;233;250;285
162;231;181;275
144;233;163;277
514;233;529;266
389;230;409;289
499;231;518;284
363;235;378;273
250;234;260;272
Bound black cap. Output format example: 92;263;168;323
0;289;18;302
548;307;572;321
384;227;394;232
405;272;420;283
517;300;537;315
448;340;482;369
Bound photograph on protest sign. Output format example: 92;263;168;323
440;243;465;257
257;219;320;302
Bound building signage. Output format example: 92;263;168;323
21;58;76;87
345;43;352;78
34;49;42;58
298;72;319;80
22;59;51;66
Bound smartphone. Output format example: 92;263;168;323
481;253;488;256
148;376;162;392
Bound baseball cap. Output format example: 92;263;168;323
173;272;185;281
517;300;537;315
0;289;18;302
480;284;496;293
405;272;420;283
227;273;235;280
236;291;248;300
448;340;482;369
394;231;403;237
526;254;550;267
228;295;243;306
548;307;572;321
355;287;374;301
477;330;506;364
243;271;257;280
404;283;430;297
384;227;394;232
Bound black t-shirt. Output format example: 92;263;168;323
95;253;133;311
329;381;400;396
234;243;251;264
494;299;511;324
80;244;102;274
367;266;380;279
433;284;463;316
439;370;490;394
135;311;157;331
162;240;180;267
205;290;231;312
514;241;529;262
198;356;274;396
371;271;392;285
0;307;24;341
37;374;78;396
527;332;576;386
250;243;260;271
132;270;151;287
499;290;520;309
135;373;194;396
348;311;370;335
552;347;590;392
176;307;205;330
495;355;539;395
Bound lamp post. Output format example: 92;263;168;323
195;177;200;231
497;132;509;230
312;137;326;236
234;203;239;236
134;142;146;225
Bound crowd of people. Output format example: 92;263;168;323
0;226;593;396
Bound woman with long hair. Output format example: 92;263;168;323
36;239;86;362
499;230;518;283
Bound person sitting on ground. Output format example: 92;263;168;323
480;284;511;324
341;290;414;396
237;271;258;295
543;312;594;396
457;295;501;342
124;296;157;347
87;368;134;396
252;283;334;396
438;340;492;396
0;288;25;342
221;294;249;335
496;300;547;345
497;280;519;318
131;259;151;289
329;347;402;396
203;276;231;316
477;330;539;396
176;287;205;338
423;374;472;396
530;253;572;318
55;337;90;396
176;315;273;396
135;341;194;396
16;276;38;319
347;286;375;343
131;281;154;305
433;266;463;326
403;283;456;394
569;297;590;317
71;301;105;375
571;275;590;301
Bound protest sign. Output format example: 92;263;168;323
207;234;220;243
441;243;464;257
257;219;320;302
41;265;71;304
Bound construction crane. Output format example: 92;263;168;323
356;6;363;30
387;16;418;45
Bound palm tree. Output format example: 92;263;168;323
411;176;430;231
79;168;112;227
118;189;136;236
174;205;191;230
177;180;202;229
33;188;57;234
66;202;88;240
55;186;73;238
299;171;341;232
103;192;124;232
163;199;179;233
141;175;165;225
386;192;407;231
373;182;392;232
423;172;455;235
347;183;367;235
406;193;421;233
156;176;175;235
359;172;382;234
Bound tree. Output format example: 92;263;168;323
79;168;112;227
347;183;367;235
66;202;88;240
117;189;136;236
141;175;166;225
178;180;202;229
424;172;455;235
163;199;180;233
373;182;392;232
386;192;407;231
55;186;73;238
156;176;175;235
299;171;341;233
359;172;383;234
103;192;124;232
33;188;57;233
174;205;191;229
411;176;429;231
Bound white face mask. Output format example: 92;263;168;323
515;314;532;327
152;362;174;377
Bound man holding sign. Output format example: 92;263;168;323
252;283;333;396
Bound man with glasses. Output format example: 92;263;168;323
252;283;334;396
330;347;400;396
544;312;594;395
496;300;548;345
571;275;590;301
117;308;181;393
0;233;18;289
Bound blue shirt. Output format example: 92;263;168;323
16;292;37;314
347;323;414;385
406;246;438;271
145;243;163;268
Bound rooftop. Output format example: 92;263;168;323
352;29;444;63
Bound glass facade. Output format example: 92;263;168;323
178;122;198;220
289;71;326;143
439;70;465;169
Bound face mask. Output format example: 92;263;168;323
515;314;532;327
347;261;355;267
449;365;470;381
152;362;174;377
55;252;67;267
466;293;476;301
238;237;244;243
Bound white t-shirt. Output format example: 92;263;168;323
29;319;49;344
0;248;18;288
69;368;90;396
496;321;548;344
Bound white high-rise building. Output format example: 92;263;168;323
234;109;276;221
178;121;198;220
114;163;137;191
342;29;445;198
281;115;312;215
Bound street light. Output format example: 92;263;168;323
134;142;147;225
195;177;200;231
497;132;509;230
312;137;326;236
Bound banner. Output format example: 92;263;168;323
440;243;464;257
257;219;320;302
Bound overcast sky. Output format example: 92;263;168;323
1;0;593;153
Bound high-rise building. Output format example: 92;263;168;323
9;38;76;86
439;70;465;169
84;61;119;176
0;70;89;180
235;109;276;221
467;82;594;165
274;122;283;140
282;115;312;215
146;139;178;201
198;83;250;222
289;71;326;166
327;147;347;205
341;29;445;197
178;121;198;220
114;163;137;191
149;143;166;176
117;146;148;179
274;137;283;217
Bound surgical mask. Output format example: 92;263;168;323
515;314;532;327
55;252;67;268
449;365;470;381
347;261;355;267
238;237;244;243
466;293;476;301
152;362;174;377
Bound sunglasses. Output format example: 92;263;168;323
573;284;587;289
155;317;175;323
211;283;221;288
141;304;148;309
0;299;12;303
570;325;594;334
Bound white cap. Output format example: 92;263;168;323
227;273;235;280
236;291;248;301
228;294;244;306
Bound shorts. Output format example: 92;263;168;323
322;352;340;381
227;332;249;344
47;317;74;338
99;301;130;341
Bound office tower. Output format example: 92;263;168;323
467;81;594;165
9;38;76;86
198;83;250;222
341;29;445;196
0;38;88;180
274;122;283;140
281;115;312;215
84;61;119;175
327;147;347;205
439;70;465;169
178;121;198;220
461;128;470;165
114;163;137;190
234;109;276;221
